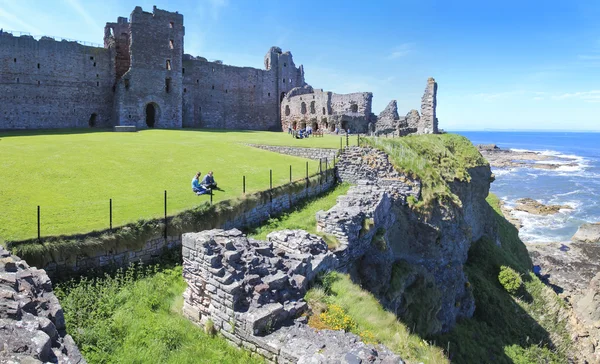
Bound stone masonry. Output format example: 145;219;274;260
374;78;439;136
1;5;440;135
182;229;403;363
0;247;85;363
246;144;338;162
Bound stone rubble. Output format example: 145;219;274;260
181;228;403;363
0;247;85;363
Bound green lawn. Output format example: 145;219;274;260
0;129;347;241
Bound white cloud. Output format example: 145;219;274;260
385;43;414;60
197;0;229;20
554;90;600;102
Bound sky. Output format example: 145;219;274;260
1;0;599;131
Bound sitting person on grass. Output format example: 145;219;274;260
201;171;218;190
192;171;210;195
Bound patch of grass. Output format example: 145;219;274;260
247;183;350;244
362;134;488;210
54;263;263;364
7;171;336;269
433;194;571;363
0;129;346;241
306;272;448;364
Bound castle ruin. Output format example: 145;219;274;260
0;5;438;134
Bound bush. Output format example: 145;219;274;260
498;265;522;295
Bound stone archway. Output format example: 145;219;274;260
145;103;158;128
341;120;348;131
88;113;97;127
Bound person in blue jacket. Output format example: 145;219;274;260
192;171;209;195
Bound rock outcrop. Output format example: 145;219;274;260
513;198;572;215
320;146;497;335
572;222;600;243
0;247;85;363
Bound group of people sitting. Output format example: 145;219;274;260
191;171;218;195
288;125;315;139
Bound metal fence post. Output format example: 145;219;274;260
270;169;272;190
357;133;360;146
243;175;246;194
164;190;167;240
289;165;292;183
306;161;309;189
210;189;213;205
325;157;328;182
37;205;40;242
109;198;112;231
346;132;349;147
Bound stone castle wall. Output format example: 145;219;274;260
112;7;185;129
0;33;115;129
280;88;373;134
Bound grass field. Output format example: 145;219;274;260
0;129;346;241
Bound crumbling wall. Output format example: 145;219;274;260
0;33;114;129
420;77;438;134
280;89;372;134
113;6;184;129
373;78;440;136
0;247;85;363
182;229;401;363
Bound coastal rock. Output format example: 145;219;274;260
574;272;600;328
572;222;600;243
477;144;579;170
527;241;600;300
513;198;572;215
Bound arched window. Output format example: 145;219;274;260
351;104;358;113
310;101;316;114
322;107;326;115
301;102;307;114
285;105;290;116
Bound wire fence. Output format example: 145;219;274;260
20;157;339;243
4;133;396;243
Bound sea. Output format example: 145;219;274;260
457;131;600;244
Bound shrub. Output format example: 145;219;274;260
498;265;522;295
319;304;357;332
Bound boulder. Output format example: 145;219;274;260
514;198;572;216
572;223;600;243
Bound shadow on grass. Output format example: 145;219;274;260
0;128;113;138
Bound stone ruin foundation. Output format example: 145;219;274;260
182;229;403;363
0;247;85;363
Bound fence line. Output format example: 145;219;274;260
1;29;103;48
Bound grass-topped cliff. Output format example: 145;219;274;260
362;134;488;209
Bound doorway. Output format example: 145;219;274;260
146;103;156;128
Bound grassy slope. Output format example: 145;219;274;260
55;264;263;364
306;273;449;364
362;134;488;209
247;183;350;243
433;194;572;363
0;129;349;241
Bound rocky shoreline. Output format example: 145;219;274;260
477;144;579;170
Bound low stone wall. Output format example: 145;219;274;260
35;174;335;278
0;247;85;363
182;229;402;363
246;144;338;162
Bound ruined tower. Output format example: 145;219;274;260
109;6;185;128
420;77;438;134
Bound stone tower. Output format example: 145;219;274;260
264;47;306;119
110;6;185;128
420;77;438;134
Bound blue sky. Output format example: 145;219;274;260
1;0;599;131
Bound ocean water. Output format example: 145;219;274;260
457;131;600;243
